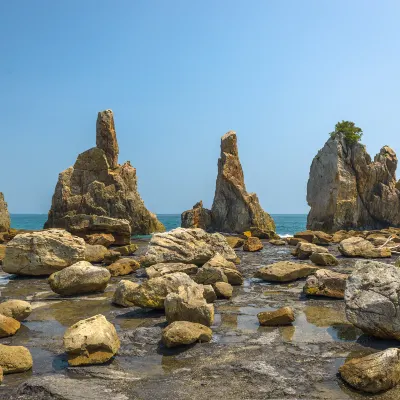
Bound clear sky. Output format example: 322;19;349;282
1;0;400;214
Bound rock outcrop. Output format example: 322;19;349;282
0;192;10;232
44;110;165;236
307;133;400;232
181;131;275;234
162;321;212;348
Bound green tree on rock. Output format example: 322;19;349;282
330;120;363;144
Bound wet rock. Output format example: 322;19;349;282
201;285;217;303
202;253;243;285
257;307;295;326
194;266;228;285
309;252;339;266
221;268;244;285
104;250;121;265
143;228;237;266
249;227;278;239
294;230;332;245
112;280;140;307
255;261;319;282
165;285;214;326
345;260;400;339
225;236;245;249
146;262;198;278
48;261;111;296
0;192;10;232
2;229;86;276
0;300;32;321
106;258;140;277
210;131;275;233
292;242;329;260
85;233;115;248
63;314;120;366
181;201;212;229
303;269;348;298
0;314;20;337
339;237;391;258
113;244;138;256
85;244;108;263
44;110;165;236
269;239;286;246
126;272;197;309
213;282;233;299
0;344;33;374
243;237;263;252
339;348;400;393
287;237;308;246
162;321;212;348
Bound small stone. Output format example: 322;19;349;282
106;258;140;277
225;236;245;249
288;237;308;246
309;252;339;266
84;244;108;263
103;250;120;265
292;242;329;260
213;282;233;299
201;285;217;303
0;314;20;337
243;237;263;252
194;266;228;285
112;280;139;307
162;321;212;348
112;244;138;256
304;269;348;298
269;239;286;246
0;344;33;374
256;261;319;282
0;300;32;321
250;227;278;239
63;314;120;366
257;307;295;326
85;233;115;248
339;348;400;393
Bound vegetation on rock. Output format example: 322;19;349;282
330;120;363;144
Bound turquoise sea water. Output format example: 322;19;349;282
10;214;307;236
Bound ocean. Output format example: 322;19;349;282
10;214;307;237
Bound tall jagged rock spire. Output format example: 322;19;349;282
307;133;400;232
96;110;119;169
0;192;10;232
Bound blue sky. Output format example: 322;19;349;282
1;0;400;214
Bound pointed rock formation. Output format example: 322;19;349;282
0;193;10;233
181;131;275;234
307;133;400;232
45;110;165;237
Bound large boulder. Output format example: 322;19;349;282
202;253;243;285
48;261;111;296
307;133;400;232
2;229;86;276
243;237;263;252
143;228;237;266
44;109;165;236
119;272;197;309
339;237;391;258
85;233;115;247
303;269;348;298
0;300;32;321
257;307;295;326
84;244;108;263
345;260;400;339
181;201;212;230
194;266;228;285
213;282;233;299
146;262;198;278
309;252;339;266
162;321;212;348
256;261;319;282
0;314;20;337
0;344;33;374
292;242;329;260
339;348;400;393
106;258;140;277
63;314;120;366
0;192;10;232
164;285;214;326
112;280;140;307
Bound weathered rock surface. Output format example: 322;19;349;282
303;269;348;298
194;266;228;285
309;252;339;266
339;348;400;393
48;261;111;296
85;233;115;247
256;261;319;282
112;280;140;307
249;227;279;239
113;243;138;256
202;285;217;303
44;109;165;236
2;229;86;276
181;201;212;230
106;258;140;276
0;314;20;337
294;230;332;245
63;314;120;366
146;262;198;278
164;285;214;326
339;237;391;258
243;237;263;252
225;236;245;249
143;228;237;266
292;242;329;260
123;272;197;309
269;239;286;246
0;192;10;232
345;260;400;339
213;282;233;299
0;300;32;321
162;321;212;348
104;250;120;264
307;133;400;232
257;307;295;326
0;344;33;374
85;244;108;263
